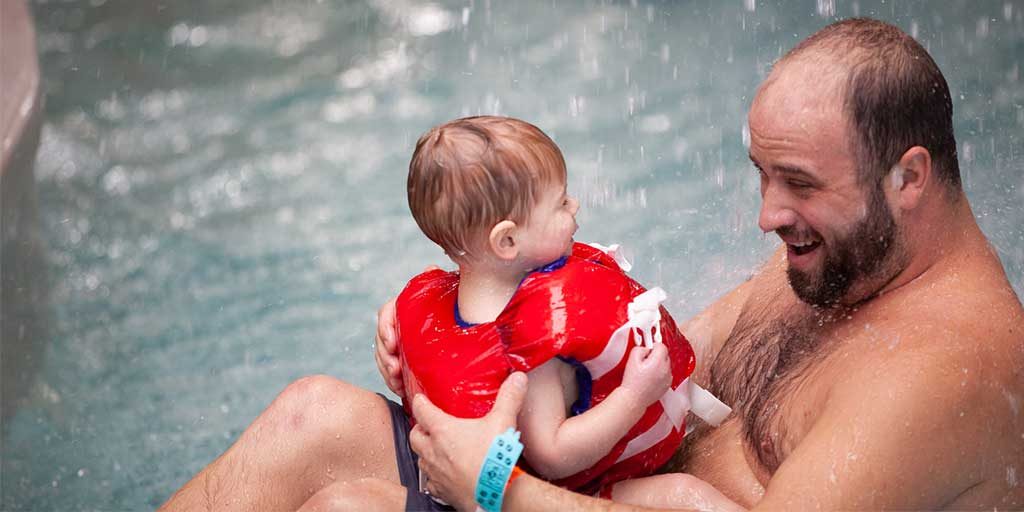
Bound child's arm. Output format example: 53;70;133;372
518;343;672;480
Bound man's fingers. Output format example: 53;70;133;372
376;298;398;350
411;392;450;432
409;424;429;457
374;329;405;397
388;377;405;399
489;372;528;423
374;342;386;373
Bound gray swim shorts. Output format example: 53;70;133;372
381;395;456;512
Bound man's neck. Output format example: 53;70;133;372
455;262;528;324
875;189;978;299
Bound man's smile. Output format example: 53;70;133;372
777;228;823;267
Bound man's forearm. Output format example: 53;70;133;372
503;474;683;512
504;474;618;512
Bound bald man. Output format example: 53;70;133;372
161;18;1024;511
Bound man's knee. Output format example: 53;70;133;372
279;374;352;406
299;478;406;511
269;375;389;440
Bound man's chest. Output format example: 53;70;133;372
694;301;847;483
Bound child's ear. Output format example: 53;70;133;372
489;220;519;261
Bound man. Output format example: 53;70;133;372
404;18;1024;510
161;18;1023;511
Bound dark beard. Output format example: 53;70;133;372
786;183;902;307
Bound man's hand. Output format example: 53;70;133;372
377;266;442;397
409;372;529;511
620;343;672;407
375;298;404;397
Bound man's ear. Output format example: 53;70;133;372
488;220;519;261
893;146;932;211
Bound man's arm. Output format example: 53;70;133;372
754;338;989;510
519;345;671;480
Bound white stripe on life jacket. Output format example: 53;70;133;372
612;379;734;464
613;378;696;463
582;323;631;380
615;408;675;463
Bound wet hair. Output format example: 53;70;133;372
407;116;567;258
782;18;961;191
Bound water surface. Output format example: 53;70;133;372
4;0;1023;509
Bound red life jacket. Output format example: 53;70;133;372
397;242;697;491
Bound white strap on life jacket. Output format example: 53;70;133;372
583;287;666;380
627;287;666;348
576;244;734;458
616;378;732;463
585;241;633;272
687;379;732;427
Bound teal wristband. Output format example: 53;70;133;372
474;428;523;512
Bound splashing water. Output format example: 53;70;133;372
4;1;1023;510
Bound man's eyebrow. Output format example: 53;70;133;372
748;155;819;182
775;164;818;181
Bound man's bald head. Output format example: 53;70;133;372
769;18;961;192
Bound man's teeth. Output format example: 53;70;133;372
791;240;817;247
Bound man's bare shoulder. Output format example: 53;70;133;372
822;261;1024;508
856;249;1022;355
840;255;1022;390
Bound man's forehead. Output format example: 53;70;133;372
749;63;850;146
746;57;857;172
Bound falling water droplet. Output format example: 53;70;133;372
816;0;836;18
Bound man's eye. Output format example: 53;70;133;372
788;180;812;189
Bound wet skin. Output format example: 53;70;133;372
668;58;1024;510
162;54;1024;512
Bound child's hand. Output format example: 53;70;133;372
620;343;672;407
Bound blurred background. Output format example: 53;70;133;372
2;0;1022;509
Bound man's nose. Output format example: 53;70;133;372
757;193;797;233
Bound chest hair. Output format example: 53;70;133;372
706;297;842;472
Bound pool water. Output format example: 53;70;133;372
4;0;1023;509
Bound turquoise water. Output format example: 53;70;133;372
4;0;1023;509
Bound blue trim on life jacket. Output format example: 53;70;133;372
534;255;568;274
454;301;477;328
453;254;569;327
556;356;593;416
